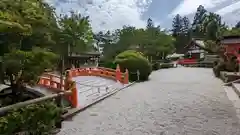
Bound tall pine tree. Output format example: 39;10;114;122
235;21;240;28
192;5;207;38
146;18;154;29
182;16;190;35
172;14;183;38
172;14;190;53
204;13;222;40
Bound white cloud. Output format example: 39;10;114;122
49;0;152;32
167;0;240;26
215;1;240;26
215;1;240;15
169;0;228;17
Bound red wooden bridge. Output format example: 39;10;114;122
37;65;129;109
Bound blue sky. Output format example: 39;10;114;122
47;0;240;32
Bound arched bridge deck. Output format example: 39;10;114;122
35;66;129;109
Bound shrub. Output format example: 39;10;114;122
114;50;152;81
213;61;225;77
98;58;117;69
0;100;62;135
152;62;160;70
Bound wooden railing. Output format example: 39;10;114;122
67;65;129;84
0;90;72;115
37;65;129;108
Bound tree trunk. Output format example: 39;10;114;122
9;74;23;104
0;62;3;84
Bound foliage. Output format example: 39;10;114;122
97;22;175;63
171;14;191;53
152;62;160;71
2;48;58;86
171;4;237;55
0;0;58;54
98;58;117;69
0;100;62;135
114;50;152;81
58;12;94;56
235;21;240;28
213;60;225;77
1;48;58;104
222;28;240;36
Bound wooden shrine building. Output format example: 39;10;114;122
66;52;101;69
64;44;101;69
217;35;240;62
184;38;211;59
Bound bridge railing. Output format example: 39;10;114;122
37;65;129;108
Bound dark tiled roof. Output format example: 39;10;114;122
184;38;212;53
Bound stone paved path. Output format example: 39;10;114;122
57;67;240;135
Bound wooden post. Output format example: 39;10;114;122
60;55;65;90
124;69;129;84
50;75;53;88
137;70;140;81
115;64;121;82
71;82;78;108
0;91;72;114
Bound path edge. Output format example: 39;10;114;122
62;82;136;120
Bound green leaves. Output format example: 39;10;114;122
0;100;62;135
59;12;94;54
0;0;58;53
2;48;58;86
114;50;152;81
222;28;240;36
98;23;175;61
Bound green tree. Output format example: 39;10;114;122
59;11;94;56
235;21;240;28
0;0;58;54
99;22;175;61
182;16;190;36
146;18;154;29
2;48;58;104
204;40;219;53
172;14;183;38
191;5;207;38
222;28;240;36
203;13;221;40
171;15;189;53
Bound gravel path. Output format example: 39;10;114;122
57;67;240;135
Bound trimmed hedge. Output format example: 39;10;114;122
0;101;62;135
98;59;117;69
114;50;152;81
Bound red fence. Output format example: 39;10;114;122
177;58;197;65
37;65;128;108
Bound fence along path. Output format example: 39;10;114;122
37;65;129;108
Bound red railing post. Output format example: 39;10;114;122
71;82;78;108
124;69;129;84
64;70;78;108
49;75;54;88
115;64;121;82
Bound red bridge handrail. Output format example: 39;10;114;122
37;65;129;108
